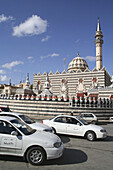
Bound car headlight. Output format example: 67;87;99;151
54;142;62;148
100;129;106;133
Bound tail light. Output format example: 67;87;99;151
42;120;43;124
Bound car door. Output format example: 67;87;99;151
0;120;23;154
84;114;94;123
66;117;83;136
52;117;67;134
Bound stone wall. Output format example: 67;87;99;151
0;94;113;120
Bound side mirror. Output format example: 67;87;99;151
11;131;18;136
77;123;81;126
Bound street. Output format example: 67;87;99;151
0;123;113;170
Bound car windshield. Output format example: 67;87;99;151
19;115;35;124
10;119;36;135
49;117;54;120
78;118;88;125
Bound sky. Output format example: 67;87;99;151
0;0;113;85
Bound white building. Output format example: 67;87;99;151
33;19;112;99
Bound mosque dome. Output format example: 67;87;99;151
68;52;89;72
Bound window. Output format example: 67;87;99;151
0;107;10;112
83;114;94;118
54;117;67;123
66;118;79;124
0;120;16;135
19;115;35;124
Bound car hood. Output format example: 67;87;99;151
29;130;62;145
86;124;104;130
29;122;51;130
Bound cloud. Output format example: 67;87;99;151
75;39;80;43
51;53;59;57
0;75;9;82
14;69;22;72
0;69;5;74
40;53;60;60
0;14;14;23
12;15;48;37
2;61;24;69
27;56;34;63
27;56;33;60
41;35;51;42
85;56;96;62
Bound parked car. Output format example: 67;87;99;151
0;112;53;133
0;107;10;112
0;116;64;165
109;117;113;122
42;115;107;141
79;113;98;124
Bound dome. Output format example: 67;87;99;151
68;53;89;72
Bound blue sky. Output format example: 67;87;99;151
0;0;113;85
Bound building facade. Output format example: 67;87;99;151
33;19;111;98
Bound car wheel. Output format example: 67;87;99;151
52;127;56;134
91;120;96;124
26;146;46;165
86;131;96;141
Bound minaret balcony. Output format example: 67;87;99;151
95;39;103;44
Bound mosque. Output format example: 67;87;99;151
0;19;113;119
33;19;112;99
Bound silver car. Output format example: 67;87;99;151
0;116;64;165
79;113;98;124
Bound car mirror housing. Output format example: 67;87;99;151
11;131;18;136
77;123;81;126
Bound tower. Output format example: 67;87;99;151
95;18;103;70
25;73;30;89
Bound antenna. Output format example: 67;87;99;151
63;57;66;70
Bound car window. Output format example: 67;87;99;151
80;114;83;118
0;107;10;112
0;120;16;135
66;118;80;125
79;119;88;125
54;117;67;123
85;114;94;118
19;115;35;124
10;119;36;135
82;114;94;118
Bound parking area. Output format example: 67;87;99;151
0;123;113;170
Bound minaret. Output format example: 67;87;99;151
25;73;30;89
95;18;103;70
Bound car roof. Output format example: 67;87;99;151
80;113;94;114
0;116;16;122
54;115;78;119
0;111;22;116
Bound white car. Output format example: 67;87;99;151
42;115;107;141
79;113;98;124
0;116;64;165
0;112;53;133
109;117;113;122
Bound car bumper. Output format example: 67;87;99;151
97;132;107;139
46;143;64;160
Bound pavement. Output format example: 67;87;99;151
0;123;113;170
